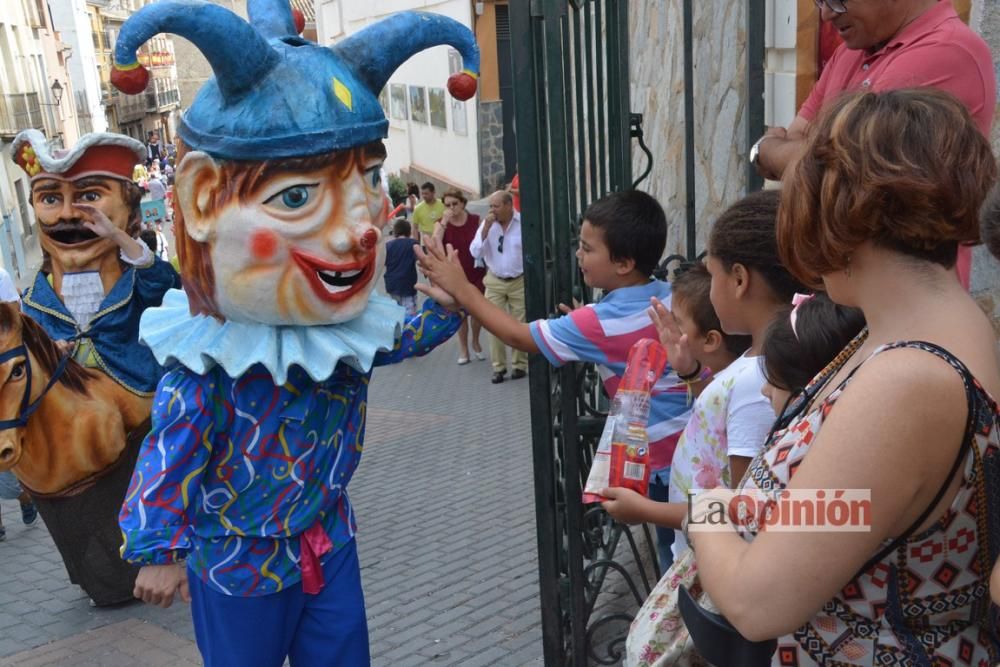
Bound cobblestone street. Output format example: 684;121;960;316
0;333;543;666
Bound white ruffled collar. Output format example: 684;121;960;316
139;289;406;384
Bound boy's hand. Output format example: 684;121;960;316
599;487;651;525
134;562;190;608
415;236;471;300
649;297;698;378
557;298;582;315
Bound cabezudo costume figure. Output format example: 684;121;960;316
110;0;479;663
4;130;179;605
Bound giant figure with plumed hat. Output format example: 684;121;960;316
112;0;478;662
5;128;180;606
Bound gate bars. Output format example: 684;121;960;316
512;0;766;663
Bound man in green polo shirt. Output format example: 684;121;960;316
411;181;445;239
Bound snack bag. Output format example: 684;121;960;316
583;338;668;503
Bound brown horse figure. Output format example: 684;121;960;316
0;301;150;496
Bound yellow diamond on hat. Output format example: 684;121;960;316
332;77;353;111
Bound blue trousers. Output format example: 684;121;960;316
189;539;370;667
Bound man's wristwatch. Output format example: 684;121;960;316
749;135;770;166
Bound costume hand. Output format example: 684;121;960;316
72;203;119;239
134;562;189;608
599;487;651;525
649;297;697;378
415;236;470;301
557;298;582;315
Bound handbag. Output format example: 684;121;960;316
678;586;776;667
624;548;710;667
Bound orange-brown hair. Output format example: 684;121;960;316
778;88;997;286
173;140;386;319
442;188;467;205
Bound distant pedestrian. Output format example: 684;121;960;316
383;219;419;315
404;182;419;219
145;130;165;168
411;182;444;240
434;189;485;364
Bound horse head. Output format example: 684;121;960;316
0;301;93;471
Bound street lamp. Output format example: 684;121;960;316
50;80;64;106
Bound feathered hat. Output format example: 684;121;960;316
10;129;145;183
109;0;479;161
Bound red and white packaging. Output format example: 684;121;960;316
583;338;668;504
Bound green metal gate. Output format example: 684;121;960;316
512;0;766;663
511;1;657;664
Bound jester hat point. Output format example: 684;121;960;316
110;0;480;160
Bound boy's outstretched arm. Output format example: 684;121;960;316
415;237;539;354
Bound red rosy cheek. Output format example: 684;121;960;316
249;228;280;260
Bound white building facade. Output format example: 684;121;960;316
317;0;484;197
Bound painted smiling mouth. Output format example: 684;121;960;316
291;249;375;303
316;268;365;289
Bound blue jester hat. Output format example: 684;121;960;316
110;0;480;160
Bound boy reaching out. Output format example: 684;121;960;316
417;190;699;570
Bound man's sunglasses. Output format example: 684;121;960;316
814;0;847;13
498;234;504;254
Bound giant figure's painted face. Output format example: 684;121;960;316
175;142;390;325
31;177;134;272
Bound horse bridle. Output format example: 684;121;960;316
0;342;74;431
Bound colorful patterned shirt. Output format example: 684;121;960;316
529;280;693;478
119;300;461;596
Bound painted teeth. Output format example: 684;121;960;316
318;269;361;279
316;267;365;292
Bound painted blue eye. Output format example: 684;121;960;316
281;186;309;208
367;167;381;189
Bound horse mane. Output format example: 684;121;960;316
0;307;95;396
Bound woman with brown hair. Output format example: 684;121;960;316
434;189;486;364
686;88;1000;664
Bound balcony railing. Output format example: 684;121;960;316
0;93;44;138
115;93;147;123
146;87;180;112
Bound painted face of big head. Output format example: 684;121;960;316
31;176;139;272
174;141;390;325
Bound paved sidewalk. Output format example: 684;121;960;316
0;336;543;666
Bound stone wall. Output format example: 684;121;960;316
478;100;506;197
629;1;748;258
971;0;1000;335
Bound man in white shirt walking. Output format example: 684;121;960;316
469;190;526;383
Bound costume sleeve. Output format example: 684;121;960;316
374;299;462;366
134;258;182;308
119;368;218;565
529;308;606;367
